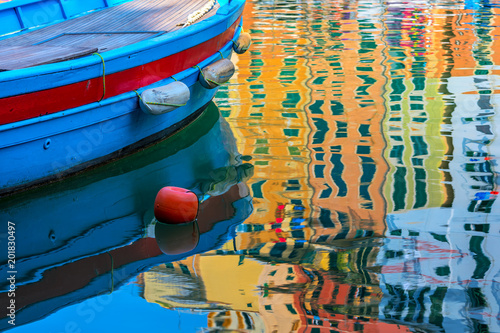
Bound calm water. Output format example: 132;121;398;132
3;0;500;332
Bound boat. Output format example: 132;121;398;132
0;102;254;329
0;0;251;196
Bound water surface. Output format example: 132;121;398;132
2;0;500;332
214;0;500;331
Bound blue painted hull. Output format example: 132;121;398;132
0;0;246;196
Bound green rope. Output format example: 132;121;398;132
217;50;224;59
134;90;186;108
171;75;178;81
146;101;186;107
231;26;244;47
93;52;106;101
194;65;220;87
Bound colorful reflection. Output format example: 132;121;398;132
201;0;498;331
2;0;500;332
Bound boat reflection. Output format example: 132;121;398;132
0;102;254;330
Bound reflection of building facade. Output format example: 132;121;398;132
207;1;416;332
138;2;500;333
382;0;500;214
215;0;316;250
304;1;388;240
212;8;325;330
140;251;413;332
381;0;450;213
377;3;500;332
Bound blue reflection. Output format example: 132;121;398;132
0;103;254;331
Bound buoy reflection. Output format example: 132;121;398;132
155;220;200;255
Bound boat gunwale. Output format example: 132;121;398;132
0;0;244;90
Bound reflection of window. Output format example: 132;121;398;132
314;165;325;178
278;68;296;84
412;157;423;166
309;100;324;114
313;118;328;144
435;265;450;276
251;180;265;199
286;304;297;314
335;121;347;138
410;103;424;110
331;100;344;115
391;135;403;141
393;167;407;211
358;124;370;137
319;208;335;228
414;168;427;209
291;230;304;238
283;128;299;137
254;147;269;154
286;179;300;191
360;156;375;209
337;210;349;224
390;104;401;111
356;145;370;154
331;154;347;197
288;147;300;156
282;92;301;108
391;78;405;95
411;136;428;156
413;77;425;90
331;145;341;152
319;183;332;199
390;145;404;164
470;236;491;280
179;264;190;275
468;199;495;213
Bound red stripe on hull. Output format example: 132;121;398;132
0;21;238;126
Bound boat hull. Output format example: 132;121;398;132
0;0;246;196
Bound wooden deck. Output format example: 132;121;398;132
0;0;219;70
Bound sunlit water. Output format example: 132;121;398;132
2;0;500;332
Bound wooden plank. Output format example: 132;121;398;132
0;45;98;71
39;32;158;52
0;0;219;68
0;0;216;47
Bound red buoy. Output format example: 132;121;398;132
154;186;199;224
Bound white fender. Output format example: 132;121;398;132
233;32;252;54
199;58;235;89
139;81;190;115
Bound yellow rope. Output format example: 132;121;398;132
93;52;106;101
194;65;220;87
134;90;186;108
